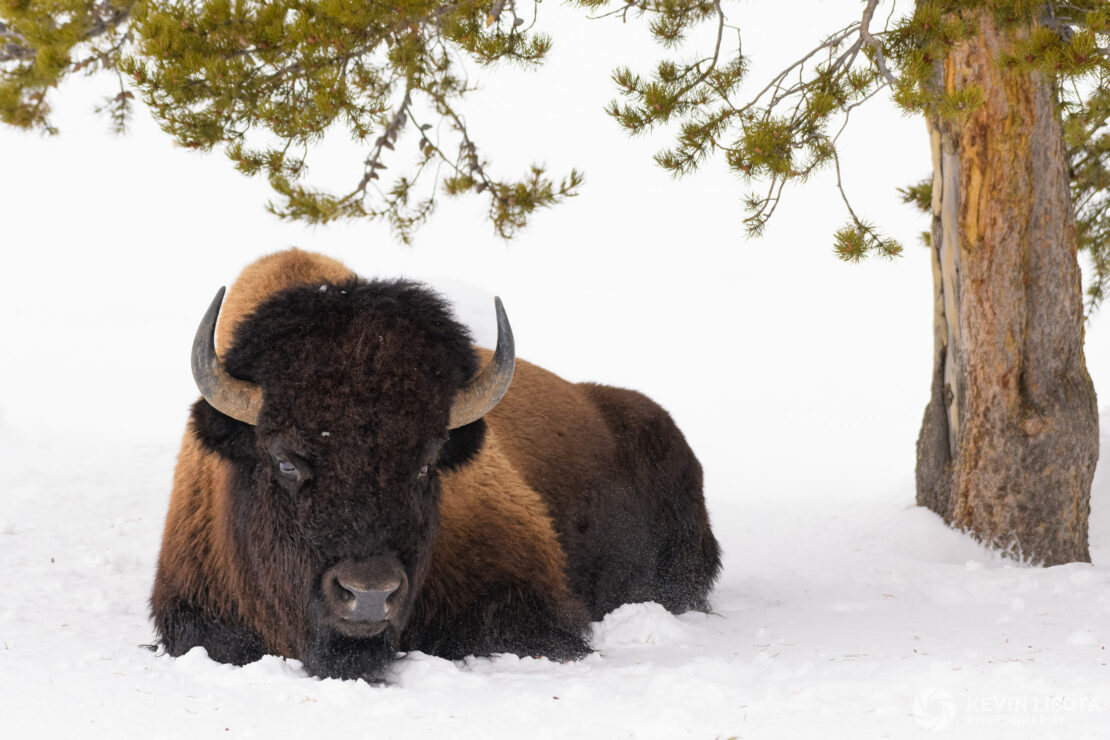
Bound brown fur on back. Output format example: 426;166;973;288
427;430;587;626
478;349;717;616
478;349;617;507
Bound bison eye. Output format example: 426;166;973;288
270;450;312;493
417;463;432;479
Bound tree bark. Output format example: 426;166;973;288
915;10;1099;565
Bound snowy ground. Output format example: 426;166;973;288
4;1;1110;737
2;415;1108;738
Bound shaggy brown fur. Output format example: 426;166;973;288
156;249;358;660
414;428;590;641
155;423;295;658
215;248;354;355
152;248;719;679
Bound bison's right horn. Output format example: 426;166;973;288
447;297;515;430
191;287;264;426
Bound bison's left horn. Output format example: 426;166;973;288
447;297;515;430
191;287;264;426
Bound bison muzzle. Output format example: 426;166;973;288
151;249;720;681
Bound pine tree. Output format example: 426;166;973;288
1;0;581;241
587;0;1109;564
4;0;1108;563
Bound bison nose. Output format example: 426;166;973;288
321;557;409;629
335;577;399;623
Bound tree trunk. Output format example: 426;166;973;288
915;10;1099;565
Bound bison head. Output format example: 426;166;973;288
188;279;513;680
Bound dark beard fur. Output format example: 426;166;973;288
302;627;400;683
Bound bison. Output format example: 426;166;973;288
152;248;720;680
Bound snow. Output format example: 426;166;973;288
3;423;1108;738
3;1;1110;737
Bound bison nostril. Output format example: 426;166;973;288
336;582;356;606
334;576;399;623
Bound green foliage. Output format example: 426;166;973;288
579;0;907;258
581;0;1110;281
0;0;133;132
899;177;933;215
581;0;910;257
5;0;1110;268
884;3;978;116
121;0;579;241
833;219;903;261
2;0;578;241
898;176;933;247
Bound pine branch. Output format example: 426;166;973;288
859;0;898;85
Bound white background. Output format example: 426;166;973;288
2;1;1108;736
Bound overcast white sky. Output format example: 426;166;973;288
3;0;1108;509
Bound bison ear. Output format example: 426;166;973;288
189;399;256;464
438;419;487;472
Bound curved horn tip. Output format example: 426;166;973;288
191;285;263;426
446;296;516;430
190;287;228;383
492;296;514;359
491;296;514;373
